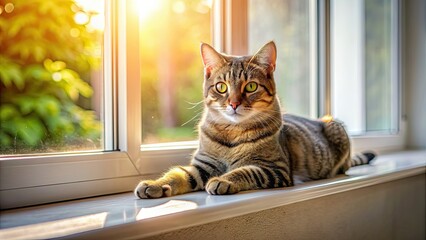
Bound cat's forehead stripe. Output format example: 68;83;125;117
213;57;266;84
238;68;245;80
246;62;265;73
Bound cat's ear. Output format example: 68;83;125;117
200;43;226;78
251;41;277;73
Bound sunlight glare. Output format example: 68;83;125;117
74;11;89;25
89;13;105;31
73;0;105;31
136;200;198;220
0;212;107;240
172;1;186;14
137;0;163;22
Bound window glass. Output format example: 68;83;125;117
331;0;398;135
139;0;211;144
0;0;105;154
248;0;313;117
365;0;396;132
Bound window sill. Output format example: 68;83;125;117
0;150;425;239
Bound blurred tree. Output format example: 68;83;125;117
0;0;102;153
140;0;210;143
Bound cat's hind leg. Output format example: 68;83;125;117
322;119;351;178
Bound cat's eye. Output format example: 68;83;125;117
245;82;258;93
215;82;228;93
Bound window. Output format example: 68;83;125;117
0;0;406;209
0;0;106;154
330;0;399;135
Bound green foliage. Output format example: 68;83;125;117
0;0;102;153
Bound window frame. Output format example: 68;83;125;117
0;0;143;209
0;0;406;210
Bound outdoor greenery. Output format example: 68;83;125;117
0;0;102;154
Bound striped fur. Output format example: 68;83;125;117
135;41;375;199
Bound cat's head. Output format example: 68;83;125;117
200;41;279;124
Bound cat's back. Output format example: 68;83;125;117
282;114;325;137
280;113;328;160
280;113;351;180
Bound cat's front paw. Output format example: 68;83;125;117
206;177;239;195
134;181;172;199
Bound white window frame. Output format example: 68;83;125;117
0;0;405;210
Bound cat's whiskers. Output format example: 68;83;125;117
179;100;206;127
185;100;204;110
181;110;203;127
206;109;228;124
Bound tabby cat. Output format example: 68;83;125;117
134;41;375;199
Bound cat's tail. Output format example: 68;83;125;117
350;152;376;167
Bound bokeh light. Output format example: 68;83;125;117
5;3;14;13
73;0;104;31
74;11;89;25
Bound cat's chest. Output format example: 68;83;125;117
201;138;253;160
202;123;268;145
199;133;281;164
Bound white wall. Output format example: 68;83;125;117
142;174;425;240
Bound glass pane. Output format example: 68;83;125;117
365;0;394;132
331;0;398;135
139;0;211;144
0;0;105;154
248;0;313;117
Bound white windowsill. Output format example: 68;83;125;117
0;150;425;240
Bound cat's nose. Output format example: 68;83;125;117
230;101;240;110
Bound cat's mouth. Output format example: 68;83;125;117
226;106;243;115
222;106;252;123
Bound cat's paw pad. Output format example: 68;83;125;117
206;177;238;195
134;181;172;199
